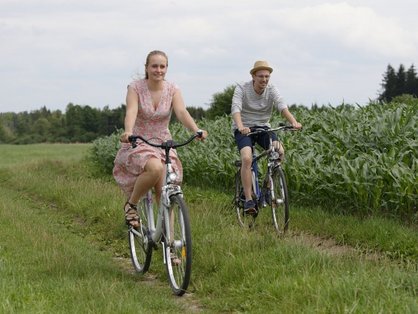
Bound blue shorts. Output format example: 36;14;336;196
234;127;278;152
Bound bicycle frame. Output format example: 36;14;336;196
250;150;265;206
141;173;183;246
248;130;280;207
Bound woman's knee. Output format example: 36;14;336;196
145;158;164;175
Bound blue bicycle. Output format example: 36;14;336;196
234;124;297;234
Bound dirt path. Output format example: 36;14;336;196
114;256;204;313
291;231;383;261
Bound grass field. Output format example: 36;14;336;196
0;144;417;313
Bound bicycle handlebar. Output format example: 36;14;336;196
247;123;300;136
128;130;203;149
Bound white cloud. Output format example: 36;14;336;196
0;0;417;112
277;3;417;58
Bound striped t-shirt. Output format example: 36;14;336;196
231;81;287;130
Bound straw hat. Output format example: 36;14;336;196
250;60;273;75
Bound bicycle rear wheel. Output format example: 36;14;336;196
269;166;289;234
163;194;192;296
128;196;152;273
235;169;256;229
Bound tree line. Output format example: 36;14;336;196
0;85;236;144
1;64;416;144
0;104;125;144
379;64;418;102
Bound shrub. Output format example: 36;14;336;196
87;130;122;177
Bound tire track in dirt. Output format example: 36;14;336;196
114;256;204;313
289;231;383;261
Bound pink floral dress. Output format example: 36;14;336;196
113;79;183;196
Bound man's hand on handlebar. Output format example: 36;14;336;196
291;122;302;130
239;127;251;135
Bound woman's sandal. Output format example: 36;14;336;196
124;202;140;228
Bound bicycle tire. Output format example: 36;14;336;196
128;197;153;273
269;166;290;234
163;194;192;296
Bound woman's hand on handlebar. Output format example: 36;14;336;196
120;131;132;143
195;129;208;141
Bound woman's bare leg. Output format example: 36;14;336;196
129;157;164;204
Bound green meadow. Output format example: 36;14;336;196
1;133;417;313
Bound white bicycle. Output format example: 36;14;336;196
127;131;202;296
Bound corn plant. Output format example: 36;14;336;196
89;98;417;222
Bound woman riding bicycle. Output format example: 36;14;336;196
113;50;208;228
231;60;302;215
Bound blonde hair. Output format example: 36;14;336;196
144;50;168;79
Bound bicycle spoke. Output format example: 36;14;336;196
164;194;192;296
128;197;152;273
269;166;289;234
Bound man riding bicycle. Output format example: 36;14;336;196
231;60;302;215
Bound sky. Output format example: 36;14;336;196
1;0;417;113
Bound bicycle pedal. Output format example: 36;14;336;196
244;210;258;217
243;208;257;215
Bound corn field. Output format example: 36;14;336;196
91;96;417;222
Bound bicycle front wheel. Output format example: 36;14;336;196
128;197;153;273
269;166;289;234
163;194;192;296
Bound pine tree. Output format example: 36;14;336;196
405;65;418;97
378;64;418;102
395;64;406;96
378;64;397;102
